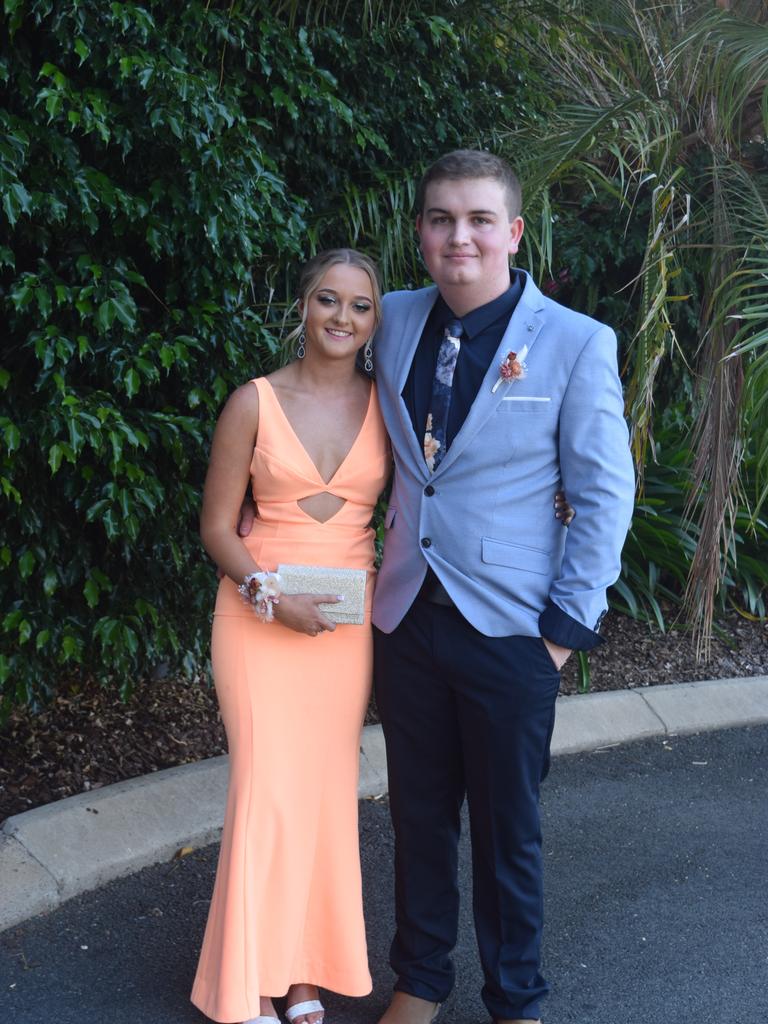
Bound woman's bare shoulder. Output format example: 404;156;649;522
217;380;260;428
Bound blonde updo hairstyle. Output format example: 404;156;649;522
285;248;383;359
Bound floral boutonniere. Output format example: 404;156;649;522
492;344;529;393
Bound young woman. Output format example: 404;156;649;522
191;249;390;1024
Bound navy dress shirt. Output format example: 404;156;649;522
402;271;524;445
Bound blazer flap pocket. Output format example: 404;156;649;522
384;505;397;529
482;536;551;575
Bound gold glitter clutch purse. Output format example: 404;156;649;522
276;564;367;625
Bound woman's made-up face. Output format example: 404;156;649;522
303;263;376;362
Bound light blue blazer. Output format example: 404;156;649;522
372;272;636;647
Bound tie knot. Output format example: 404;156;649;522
444;319;463;343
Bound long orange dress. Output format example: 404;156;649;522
191;377;391;1023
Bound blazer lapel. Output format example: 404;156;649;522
391;286;439;476
394;286;439;392
432;274;547;478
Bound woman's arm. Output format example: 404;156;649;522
200;384;263;584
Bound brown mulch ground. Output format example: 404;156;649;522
1;611;766;825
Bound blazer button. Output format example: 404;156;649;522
424;485;435;496
421;537;432;548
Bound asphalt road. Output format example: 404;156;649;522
2;726;766;1024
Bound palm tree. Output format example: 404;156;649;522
501;0;768;654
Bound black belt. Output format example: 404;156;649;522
417;567;455;607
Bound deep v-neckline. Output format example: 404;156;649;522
263;378;374;486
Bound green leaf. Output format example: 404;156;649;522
1;194;16;228
68;415;85;451
122;624;139;656
3;421;20;452
11;182;31;216
97;300;116;331
74;38;89;63
102;507;119;539
3;610;22;631
19;550;35;579
44;90;63;120
49;443;63;474
86;498;110;521
35;286;51;319
111;295;136;328
84;578;100;608
271;86;299;119
95;618;120;647
61;634;81;661
124;367;140;397
0;476;21;503
43;570;58;596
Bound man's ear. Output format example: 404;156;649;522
509;215;525;255
415;213;423;239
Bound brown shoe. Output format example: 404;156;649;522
378;992;441;1024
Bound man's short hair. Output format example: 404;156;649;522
416;150;522;220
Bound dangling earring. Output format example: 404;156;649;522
363;339;373;373
296;330;306;359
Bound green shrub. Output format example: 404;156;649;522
0;0;534;716
612;406;768;628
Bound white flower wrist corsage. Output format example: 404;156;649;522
238;571;282;622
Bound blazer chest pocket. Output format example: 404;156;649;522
497;397;552;416
482;536;551;575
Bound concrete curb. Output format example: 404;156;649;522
2;675;766;933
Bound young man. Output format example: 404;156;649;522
371;150;635;1024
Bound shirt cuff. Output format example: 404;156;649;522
539;599;606;651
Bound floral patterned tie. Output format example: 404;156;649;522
423;319;463;472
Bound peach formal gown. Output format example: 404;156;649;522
192;377;391;1023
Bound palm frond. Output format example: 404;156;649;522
623;169;691;477
309;169;422;289
503;0;768;653
682;7;768;145
272;0;461;30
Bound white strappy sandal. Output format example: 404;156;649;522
244;1017;281;1024
285;999;325;1024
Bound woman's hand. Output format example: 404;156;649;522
273;593;343;636
237;496;257;537
554;490;574;526
216;495;257;580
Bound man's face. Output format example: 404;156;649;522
416;177;524;302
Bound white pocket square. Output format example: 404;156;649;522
502;396;551;402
